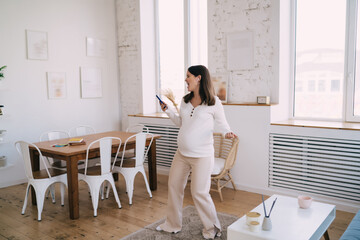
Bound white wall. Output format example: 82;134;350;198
116;0;158;130
0;0;121;187
223;106;270;191
271;0;292;122
116;0;143;131
139;0;157;115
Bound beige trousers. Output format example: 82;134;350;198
159;150;221;238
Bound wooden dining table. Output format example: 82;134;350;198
29;131;161;219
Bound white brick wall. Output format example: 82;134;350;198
116;0;143;130
208;0;276;103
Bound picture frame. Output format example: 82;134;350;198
47;72;67;99
227;31;254;70
26;30;48;60
86;37;107;57
211;73;228;103
80;67;102;98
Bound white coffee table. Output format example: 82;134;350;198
227;194;336;240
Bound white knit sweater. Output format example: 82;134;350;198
165;96;231;158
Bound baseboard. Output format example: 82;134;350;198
0;178;27;188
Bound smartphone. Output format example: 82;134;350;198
156;95;164;104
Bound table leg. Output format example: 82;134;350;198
323;230;330;240
113;173;118;181
66;157;79;219
29;149;39;205
147;139;157;190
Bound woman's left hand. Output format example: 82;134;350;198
225;132;237;139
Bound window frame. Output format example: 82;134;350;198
154;0;187;113
291;0;360;123
155;0;207;112
345;0;360;122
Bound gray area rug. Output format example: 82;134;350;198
120;205;238;240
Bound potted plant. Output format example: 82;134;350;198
0;66;7;80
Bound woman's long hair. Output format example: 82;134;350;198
184;65;215;106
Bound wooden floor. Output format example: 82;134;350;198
0;174;355;240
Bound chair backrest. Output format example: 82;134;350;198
15;141;51;180
69;125;96;137
114;132;154;168
40;130;70;166
84;137;121;175
126;124;149;133
40;130;70;142
213;133;239;172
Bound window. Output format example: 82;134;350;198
318;80;326;92
293;0;360;122
349;0;360;119
156;0;207;108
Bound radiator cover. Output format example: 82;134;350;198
144;124;179;168
269;133;360;202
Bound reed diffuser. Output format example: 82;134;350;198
261;195;277;231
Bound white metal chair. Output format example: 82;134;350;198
40;130;70;170
121;124;149;159
126;124;149;133
210;133;239;202
68;125;96;137
40;130;72;202
15;141;67;221
110;132;154;205
69;125;97;167
78;137;122;217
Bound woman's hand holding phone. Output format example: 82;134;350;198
160;102;168;111
156;95;168;111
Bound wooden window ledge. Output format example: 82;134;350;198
128;112;169;119
271;119;360;131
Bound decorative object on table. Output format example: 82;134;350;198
0;66;7;80
246;212;260;225
0;156;6;167
80;67;102;98
298;195;313;209
262;216;272;231
68;138;86;146
26;30;48;60
51;144;68;148
257;96;270;104
249;221;261;232
261;195;277;231
47;72;67;99
0;105;4;115
162;89;179;113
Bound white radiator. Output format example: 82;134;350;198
269;133;360;202
144;124;179;168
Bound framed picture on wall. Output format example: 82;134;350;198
80;67;102;98
211;73;228;103
86;37;107;57
227;31;254;70
47;72;67;99
26;30;48;60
